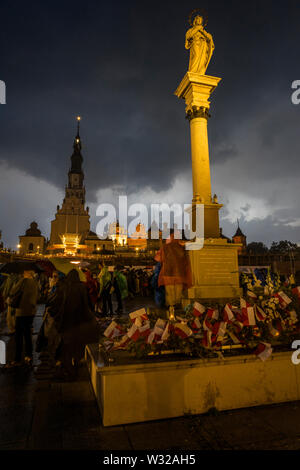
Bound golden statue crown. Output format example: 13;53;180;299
188;9;208;27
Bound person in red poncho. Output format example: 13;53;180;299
154;229;192;308
84;269;99;310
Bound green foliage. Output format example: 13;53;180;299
269;240;298;253
247;242;269;254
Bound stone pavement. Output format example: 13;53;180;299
1;302;300;450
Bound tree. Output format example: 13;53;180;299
269;240;298;254
247;242;269;254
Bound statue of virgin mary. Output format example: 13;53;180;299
185;13;215;75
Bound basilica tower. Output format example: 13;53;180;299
49;117;90;253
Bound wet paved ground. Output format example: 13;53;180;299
1;300;300;450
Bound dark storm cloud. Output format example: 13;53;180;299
0;0;300;245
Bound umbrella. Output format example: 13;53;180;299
36;259;56;277
50;258;86;282
0;261;43;274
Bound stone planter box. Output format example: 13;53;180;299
85;344;300;427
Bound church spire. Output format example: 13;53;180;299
76;115;81;137
70;116;83;173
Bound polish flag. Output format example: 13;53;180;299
223;304;235;322
275;291;292;308
240;298;256;326
254;342;272;361
193;302;206;317
292;286;300;301
255;305;267;322
203;308;219;331
129;308;148;323
247;290;257;299
104;321;123;339
127;323;140;342
154;318;166;335
174;322;193;338
161;322;170;341
134;316;143;328
202;330;212;347
138;321;152;339
227;329;240;344
147;319;166;344
191;317;201;330
212;321;227;341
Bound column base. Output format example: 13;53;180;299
184;238;242;304
188;202;223;239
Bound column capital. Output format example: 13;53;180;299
186;106;211;121
174;73;221;115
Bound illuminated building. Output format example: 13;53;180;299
48;117;90;255
232;221;247;254
18;221;45;255
127;223;147;250
108;221;127;246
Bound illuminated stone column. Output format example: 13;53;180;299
175;72;222;238
175;72;241;300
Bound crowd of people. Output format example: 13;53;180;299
0;232;192;378
0;262;156;379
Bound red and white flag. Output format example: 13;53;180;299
147;318;166;344
212;321;227;341
223;304;235;322
275;291;292;308
292;286;300;301
240;298;256;326
161;322;170;341
193;302;206;317
191;317;201;331
127;323;140;342
203;308;219;331
174;322;193;338
247;290;257;299
202;330;212;348
138;321;152;339
227;329;240;344
254;342;272;361
129;308;148;323
104;321;123;339
255;305;267;322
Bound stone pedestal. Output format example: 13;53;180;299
175;73;241;300
186;238;241;302
86;344;299;427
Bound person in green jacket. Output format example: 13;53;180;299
113;265;128;314
98;263;113;316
